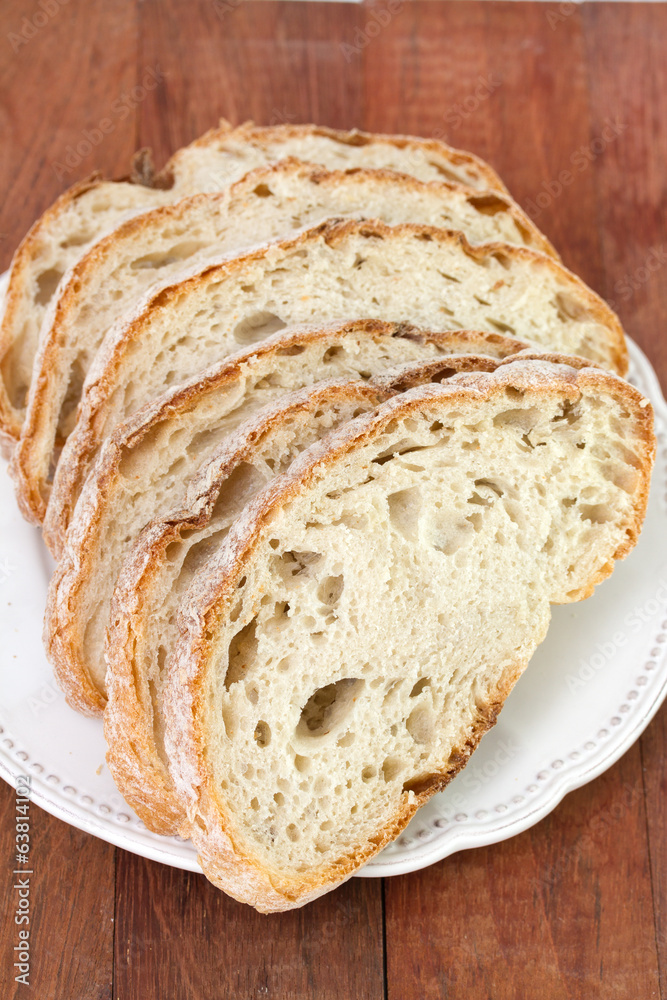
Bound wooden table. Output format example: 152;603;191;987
1;1;665;996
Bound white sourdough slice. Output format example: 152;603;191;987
105;380;395;835
163;362;654;912
103;347;600;836
0;121;507;443
12;161;555;526
45;322;526;716
40;219;627;554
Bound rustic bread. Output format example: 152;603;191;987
102;346;600;836
45;322;525;716
11;161;555;526
39;218;627;552
105;379;394;834
162;362;654;911
0;120;507;443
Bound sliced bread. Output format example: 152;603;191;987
0;120;507;443
162;362;654;911
45;321;525;716
11;160;555;525
39;219;627;552
103;346;601;836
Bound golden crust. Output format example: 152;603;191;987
164;363;654;911
0;173;104;441
174;118;510;195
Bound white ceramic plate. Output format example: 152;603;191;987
0;267;665;877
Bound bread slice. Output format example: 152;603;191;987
102;345;601;836
0;120;507;443
38;219;627;553
105;380;395;835
10;161;555;527
45;322;527;716
161;362;654;911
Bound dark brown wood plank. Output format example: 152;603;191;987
114;849;384;999
362;1;605;289
385;747;660;1000
582;9;667;995
0;780;115;999
135;0;364;169
582;4;667;391
0;0;142;273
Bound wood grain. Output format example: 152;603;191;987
385;746;660;1000
114;850;383;999
0;2;665;998
0;0;141;271
0;778;115;1000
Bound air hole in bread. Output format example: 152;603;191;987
35;267;63;305
438;270;461;284
387;487;422;542
487;317;517;336
406;706;436;745
232;311;287;345
362;766;377;783
254;721;271;747
382;757;404;782
60;353;88;430
383;679;404;705
323;346;346;362
553;399;582;424
224;618;258;690
579;503;614;524
337;731;355;748
434;519;475;556
466;193;509;216
252;183;273;198
317;575;344;607
603;463;638;493
276;344;306;357
554;291;590;322
130;241;207;270
274;550;323;584
493;406;541;431
491;251;512;270
410;678;431;698
296;678;364;740
294;755;311;774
